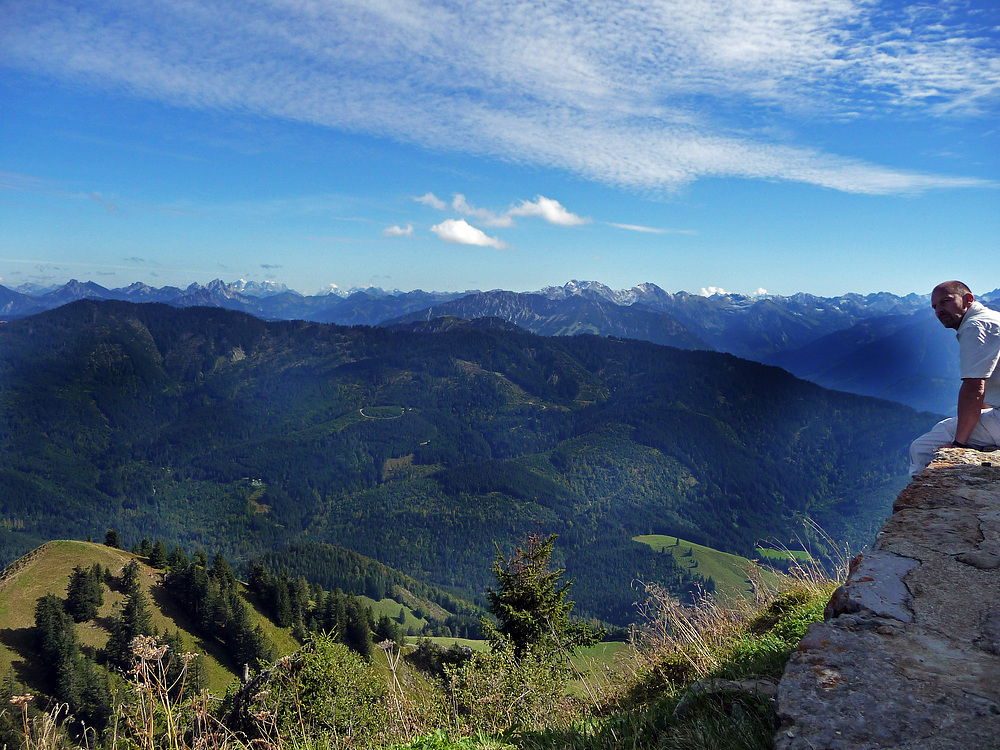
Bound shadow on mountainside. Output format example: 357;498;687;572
0;625;42;690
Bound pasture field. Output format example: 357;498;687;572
0;540;295;695
633;534;782;600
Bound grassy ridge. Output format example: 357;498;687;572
633;535;782;601
359;595;430;631
0;541;295;695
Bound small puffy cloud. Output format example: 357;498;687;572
700;286;727;297
507;196;588;226
381;224;414;237
754;288;769;296
431;219;508;249
415;192;447;210
418;191;586;228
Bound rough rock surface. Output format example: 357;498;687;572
775;447;1000;750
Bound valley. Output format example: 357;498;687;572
0;299;930;628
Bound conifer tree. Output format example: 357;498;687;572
167;546;189;572
342;597;373;658
149;540;168;569
33;594;112;728
34;594;77;671
121;559;141;594
485;533;603;658
105;585;153;670
65;564;105;622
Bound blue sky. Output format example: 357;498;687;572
1;0;997;297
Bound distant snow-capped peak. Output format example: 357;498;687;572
232;279;293;297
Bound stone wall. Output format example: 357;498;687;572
775;447;1000;750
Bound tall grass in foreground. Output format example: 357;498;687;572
514;555;841;750
5;557;839;750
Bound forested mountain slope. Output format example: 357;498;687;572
0;301;933;624
768;310;960;415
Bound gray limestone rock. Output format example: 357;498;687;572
956;550;1000;569
775;452;1000;749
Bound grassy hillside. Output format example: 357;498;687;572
633;535;783;601
0;541;295;695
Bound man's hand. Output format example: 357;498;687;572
954;378;987;445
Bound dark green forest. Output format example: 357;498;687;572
0;301;933;624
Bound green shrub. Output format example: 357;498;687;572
444;639;577;735
236;633;390;748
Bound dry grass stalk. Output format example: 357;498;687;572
629;547;842;689
8;698;69;750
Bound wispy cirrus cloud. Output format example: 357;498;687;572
1;0;995;194
451;194;514;228
607;223;695;235
415;193;448;211
431;219;508;249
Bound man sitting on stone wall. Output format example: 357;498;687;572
909;280;1000;475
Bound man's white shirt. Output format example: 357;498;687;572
958;300;1000;407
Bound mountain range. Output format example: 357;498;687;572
0;299;932;624
4;278;995;414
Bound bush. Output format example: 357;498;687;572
444;639;577;735
228;633;390;747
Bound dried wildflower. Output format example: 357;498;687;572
9;694;32;708
131;634;169;661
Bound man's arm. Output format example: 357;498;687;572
953;377;987;446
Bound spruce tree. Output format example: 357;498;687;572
342;597;373;657
34;594;76;672
149;540;168;569
121;559;141;594
33;594;112;729
66;565;104;622
105;586;153;670
485;533;603;658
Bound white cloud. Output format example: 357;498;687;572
430;219;508;249
606;222;698;234
415;193;447;210
451;194;513;227
754;287;769;296
422;192;587;228
2;0;995;194
381;224;414;237
507;196;589;226
700;286;727;297
608;223;667;234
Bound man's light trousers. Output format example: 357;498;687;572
909;408;1000;475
